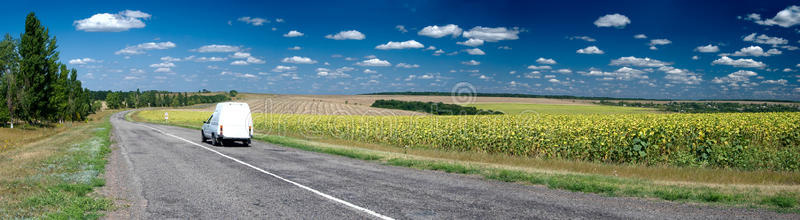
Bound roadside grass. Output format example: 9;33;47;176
464;103;657;114
130;110;800;212
0;111;114;219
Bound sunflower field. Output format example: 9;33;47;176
138;110;800;171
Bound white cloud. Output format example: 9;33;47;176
418;24;462;38
276;18;285;23
115;41;176;55
231;60;249;65
783;68;794;72
556;69;572;74
634;34;647;39
316;67;352;79
396;63;420;68
527;65;552;70
729;46;782;57
610;56;670;67
124;76;140;80
375;40;424;50
743;33;788;45
536;57;557;65
288;46;302;50
464;48;485;55
594;13;631;28
281;56;317;64
582;67;648;81
237;17;269;26
363;69;377;74
129;68;145;74
193;57;227;62
160;56;181;62
356;58;391;67
396;25;408;33
153;67;171;73
326;30;365;40
231;52;251;59
461;60;480;65
712;70;758;86
68;58;100;65
548;78;560;83
761;79;788;85
743;6;800;28
192;44;240;53
695;44;719;53
576;46;604;54
245;56;265;64
649;39;671;50
497;46;512;50
569;36;596;42
74;10;150;32
692;55;700;60
457;38;484;47
272;65;297;72
660;66;702;85
461;26;520;42
283;30;304;37
711;56;766;68
149;62;175;68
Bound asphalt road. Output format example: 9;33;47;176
103;111;798;219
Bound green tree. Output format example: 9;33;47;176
18;12;60;123
51;64;69;122
0;34;20;127
106;92;123;109
229;90;238;97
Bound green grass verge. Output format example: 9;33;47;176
464;103;655;114
1;113;113;219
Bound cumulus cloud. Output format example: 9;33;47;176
577;46;604;54
375;40;424;50
695;44;719;53
461;60;480;65
457;38;484;47
582;67;648;81
728;46;782;57
193;57;227;62
68;58;100;65
230;60;249;65
497;46;512;50
464;48;485;55
272;65;297;72
634;34;647;39
660;66;702;85
610;56;670;67
153;67;172;73
649;39;671;50
228;52;265;65
418;24;462;38
160;56;181;62
712;56;766;68
281;56;317;64
556;69;572;74
527;65;552;70
743;6;800;28
536;57;557;65
283;30;304;37
712;70;758;87
326;30;365;40
288;46;302;50
461;26;520;42
396;63;420;68
743;33;788;45
316;67;353;79
356;58;391;67
569;36;596;42
115;41;176;55
149;62;175;68
363;69;377;74
594;13;630;28
238;17;269;26
192;44;241;53
761;79;788;85
74;10;150;32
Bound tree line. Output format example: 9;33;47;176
598;100;800;113
92;90;230;109
371;99;503;115
1;13;96;127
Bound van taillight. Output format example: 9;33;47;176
219;125;223;135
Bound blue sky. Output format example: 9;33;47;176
2;0;800;100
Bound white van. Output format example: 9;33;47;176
202;102;254;146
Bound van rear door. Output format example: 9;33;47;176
219;103;251;139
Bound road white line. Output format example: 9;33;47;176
139;124;394;220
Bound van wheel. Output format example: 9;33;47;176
211;133;219;146
201;130;207;142
243;139;250;147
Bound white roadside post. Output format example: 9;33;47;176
164;112;169;123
